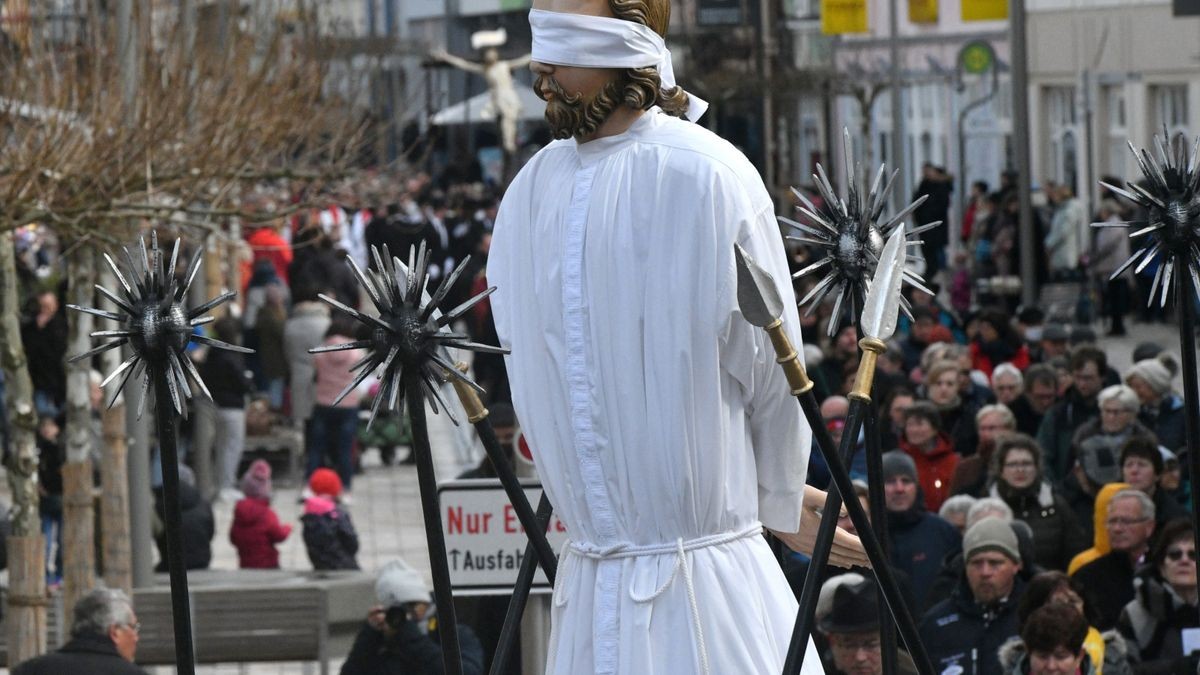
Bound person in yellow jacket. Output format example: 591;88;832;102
1068;482;1132;575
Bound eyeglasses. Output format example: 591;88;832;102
1100;407;1132;415
1003;461;1036;469
1106;517;1150;528
832;637;881;652
119;622;141;634
1167;549;1197;562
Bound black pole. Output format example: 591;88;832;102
1174;256;1200;605
863;409;897;675
489;493;554;675
474;419;558;581
151;364;196;674
785;388;935;675
407;376;464;675
783;404;859;673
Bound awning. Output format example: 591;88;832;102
431;85;546;125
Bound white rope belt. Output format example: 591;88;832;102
553;522;764;675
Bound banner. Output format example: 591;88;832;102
961;0;1007;21
822;0;868;34
909;0;938;23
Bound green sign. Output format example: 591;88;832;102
960;41;994;75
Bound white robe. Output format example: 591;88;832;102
489;109;820;675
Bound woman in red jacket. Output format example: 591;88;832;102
230;460;292;569
970;308;1031;378
899;400;959;513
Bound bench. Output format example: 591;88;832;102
242;425;305;486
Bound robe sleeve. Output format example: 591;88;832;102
719;198;811;534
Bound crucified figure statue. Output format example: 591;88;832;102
430;47;532;155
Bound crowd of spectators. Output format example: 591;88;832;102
4;155;1198;675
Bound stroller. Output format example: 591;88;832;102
355;381;412;467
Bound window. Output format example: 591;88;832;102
1103;85;1128;177
1043;86;1079;190
1150;84;1188;149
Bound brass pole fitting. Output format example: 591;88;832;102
849;337;887;402
764;318;814;396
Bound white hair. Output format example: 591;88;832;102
72;588;135;638
939;494;977;521
1110;488;1156;522
1098;384;1140;412
967;497;1013;527
991;363;1023;390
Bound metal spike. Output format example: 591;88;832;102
103;253;135;299
331;359;377;407
68;338;128;363
187;290;237;320
1099;181;1145;206
422;256;473;322
1129;223;1166;238
122;247;146;296
316;294;392;332
67;304;125;322
1148;259;1165;308
798;272;838;308
442;340;511;355
421;370;456;424
430;352;486;395
1134;244;1162;275
828;283;848;337
101;354;139;388
106;357;142;410
179;249;204;301
1109;247;1148;281
139;237;151;287
95;284;135;315
1160;257;1174;307
376;346;401;382
881;195;928;232
1128;182;1167;210
779;215;830;239
310;339;374;354
191;334;255;354
871;169;901;222
180;351;213;402
792;256;834;279
436;287;497;328
136;371;151;419
189;316;215;327
786;235;830;247
168;350;192;401
802;273;839;318
346;256;385;313
90;330;134;339
1090;220;1140;229
906;220;943;236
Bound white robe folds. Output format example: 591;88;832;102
489;109;820;675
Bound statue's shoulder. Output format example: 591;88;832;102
641;114;767;199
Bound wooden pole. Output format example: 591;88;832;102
0;230;48;666
64;248;97;626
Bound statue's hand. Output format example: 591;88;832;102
429;47;449;62
770;485;870;569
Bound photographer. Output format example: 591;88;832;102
340;560;483;675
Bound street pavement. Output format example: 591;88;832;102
0;319;1188;674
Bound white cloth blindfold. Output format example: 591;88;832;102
528;8;707;122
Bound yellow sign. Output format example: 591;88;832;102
961;0;1007;21
822;0;868;34
909;0;939;23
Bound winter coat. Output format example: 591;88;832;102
1138;394;1186;454
1007;395;1046;438
970;340;1031;378
20;310;67;406
1117;568;1200;675
1037;389;1099;481
918;575;1026;675
12;633;149;675
997;638;1112;675
230;496;291;569
197;348;253;410
301;496;360;570
1073;550;1139;631
940;400;981;459
314;334;366;409
990;481;1088;571
153;480;214;572
282;301;331;422
255;302;290;381
900;433;959;514
1151;488;1189;530
339;619;484;675
888;503;962;610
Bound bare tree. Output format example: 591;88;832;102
0;1;371;664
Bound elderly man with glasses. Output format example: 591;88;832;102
14;588;146;674
1071;489;1157;631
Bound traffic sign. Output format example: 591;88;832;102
960;41;995;75
438;479;569;595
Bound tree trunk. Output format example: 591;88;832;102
63;248;97;628
96;259;133;596
0;230;47;666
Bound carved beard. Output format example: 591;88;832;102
535;74;625;140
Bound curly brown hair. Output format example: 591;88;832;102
607;0;690;118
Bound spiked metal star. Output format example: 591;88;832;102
311;242;510;429
1094;131;1200;307
782;128;939;336
67;233;250;418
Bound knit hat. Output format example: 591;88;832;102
1125;359;1173;396
963;516;1021;563
882;450;917;482
308;468;343;499
1042;325;1069;342
239;459;272;500
376;559;430;607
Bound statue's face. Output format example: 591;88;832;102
483;48;499;65
530;0;623;139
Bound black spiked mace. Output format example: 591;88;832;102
1094;131;1200;595
734;232;934;675
313;243;555;675
68;233;246;675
